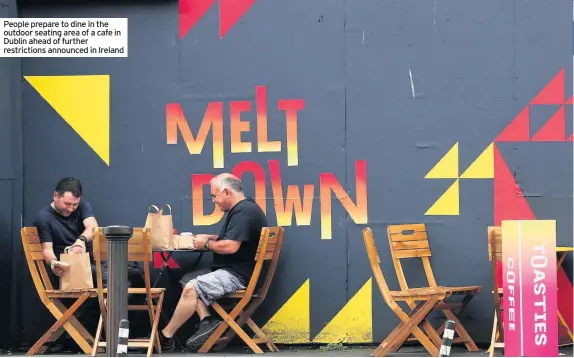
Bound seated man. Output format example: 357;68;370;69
33;177;144;337
158;173;268;351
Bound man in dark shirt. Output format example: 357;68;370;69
158;173;268;352
33;177;144;341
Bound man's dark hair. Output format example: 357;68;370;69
55;177;83;197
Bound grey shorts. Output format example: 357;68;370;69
179;268;246;306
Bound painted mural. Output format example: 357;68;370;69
18;0;573;347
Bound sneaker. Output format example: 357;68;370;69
158;330;175;352
185;318;222;351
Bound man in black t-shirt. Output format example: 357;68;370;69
158;173;268;352
33;177;144;341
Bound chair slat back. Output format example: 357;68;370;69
363;227;395;307
93;227;152;262
244;226;284;299
487;226;502;262
93;227;154;307
387;223;437;289
21;227;54;295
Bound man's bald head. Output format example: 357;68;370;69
210;173;243;193
210;173;245;212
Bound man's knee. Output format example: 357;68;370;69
182;282;199;299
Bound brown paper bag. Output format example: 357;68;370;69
59;246;94;290
144;204;175;250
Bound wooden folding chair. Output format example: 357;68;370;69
487;226;504;357
198;226;284;354
363;227;449;357
386;224;481;353
20;227;98;355
91;227;165;357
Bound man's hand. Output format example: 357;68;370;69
71;239;86;254
192;235;208;251
50;261;66;276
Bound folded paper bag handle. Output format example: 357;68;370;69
148;205;162;214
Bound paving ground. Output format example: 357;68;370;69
3;344;572;356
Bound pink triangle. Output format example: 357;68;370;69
568;133;573;141
566;96;573;104
530;68;565;105
494;144;536;226
496;106;530;142
179;0;217;40
531;105;565;141
219;0;256;38
153;252;180;269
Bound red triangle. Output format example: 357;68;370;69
566;96;573;104
179;0;216;40
220;0;256;39
495;106;530;142
568;133;573;141
530;68;565;105
531;105;565;141
493;144;536;226
153;252;180;269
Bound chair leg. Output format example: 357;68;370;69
199;303;263;354
148;294;164;357
246;318;279;352
92;315;104;356
52;300;95;345
212;303;260;351
28;294;92;356
390;301;442;352
488;312;497;358
372;299;440;357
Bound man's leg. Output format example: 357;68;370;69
156;268;210;351
184;269;246;351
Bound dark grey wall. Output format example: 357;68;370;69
13;0;573;349
0;0;23;350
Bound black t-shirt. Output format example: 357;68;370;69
211;198;268;284
33;200;95;261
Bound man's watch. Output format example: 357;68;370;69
203;239;211;251
78;235;87;243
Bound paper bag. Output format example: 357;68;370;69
174;234;195;250
59;246;94;290
144;204;175;250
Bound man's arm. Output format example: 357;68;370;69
207;239;241;255
196;211;254;254
80;216;98;241
41;242;57;265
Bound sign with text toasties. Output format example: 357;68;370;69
502;220;558;357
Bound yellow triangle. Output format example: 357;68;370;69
425;179;459;215
460;143;494;179
262;279;310;343
24;75;110;166
312;278;372;343
425;142;459;179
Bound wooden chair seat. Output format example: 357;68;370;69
443;285;482;295
224;290;259;298
45;289;98;298
101;287;165;296
390;287;449;301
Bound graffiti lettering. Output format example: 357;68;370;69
191;160;368;240
166;86;304;169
